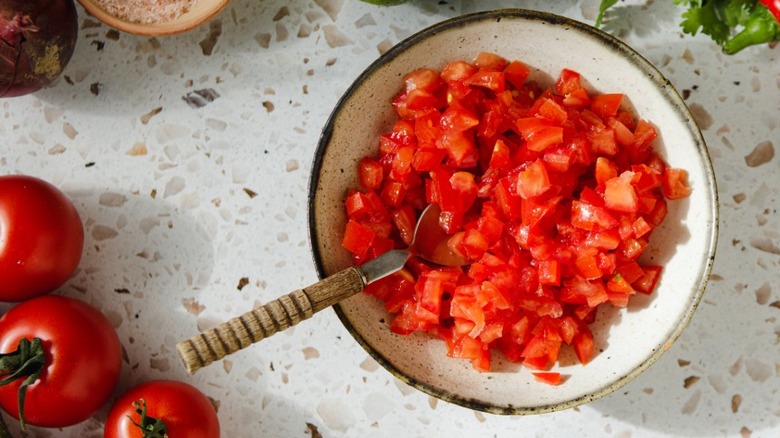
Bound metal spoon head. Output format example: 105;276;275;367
411;204;468;267
357;204;467;286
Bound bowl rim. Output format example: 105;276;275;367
307;8;719;415
76;0;230;36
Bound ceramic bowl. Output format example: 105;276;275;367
308;9;718;414
77;0;229;36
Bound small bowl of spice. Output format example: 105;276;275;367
77;0;229;36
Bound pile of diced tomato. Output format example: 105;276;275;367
341;52;691;383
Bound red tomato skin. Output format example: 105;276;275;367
532;372;563;385
104;380;220;438
0;295;122;427
0;175;84;302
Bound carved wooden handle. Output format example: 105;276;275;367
176;267;365;374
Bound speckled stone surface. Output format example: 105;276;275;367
0;0;778;436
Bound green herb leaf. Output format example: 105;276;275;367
679;2;732;43
720;0;758;27
595;0;620;28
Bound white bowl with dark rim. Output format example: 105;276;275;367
308;9;718;414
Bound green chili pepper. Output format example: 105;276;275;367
723;5;780;53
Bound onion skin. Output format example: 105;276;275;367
0;0;78;98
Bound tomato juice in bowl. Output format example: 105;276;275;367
308;9;718;414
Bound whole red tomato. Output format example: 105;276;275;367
0;175;84;302
104;380;220;438
0;295;122;428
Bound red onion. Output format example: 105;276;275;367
0;0;78;98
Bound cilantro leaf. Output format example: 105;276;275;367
720;0;758;27
679;2;731;44
595;0;620;28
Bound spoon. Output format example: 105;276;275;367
176;204;467;374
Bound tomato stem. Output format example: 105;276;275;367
0;338;45;431
129;399;168;438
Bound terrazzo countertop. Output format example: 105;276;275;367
1;0;778;436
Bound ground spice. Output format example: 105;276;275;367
95;0;197;24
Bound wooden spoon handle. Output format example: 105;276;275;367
176;267;365;374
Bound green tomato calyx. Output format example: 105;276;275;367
0;337;46;431
130;399;169;438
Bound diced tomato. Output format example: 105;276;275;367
403;68;442;93
608;117;635;148
478;109;504;139
630;119;657;162
587;229;621;250
516;160;551;200
542;146;575;173
449;171;478;213
465;70;506;92
573;329;594;365
645;197;668;227
663;168;692;200
521;195;561;232
413;148;447;171
575;255;602;280
405;88;438;111
479;280;511;310
632;216;652;238
607;273;635;296
595;157;618;188
616;261;645;284
633;265;663;294
590;93;623;118
414;113;441;147
342;56;687;378
620;237;649;261
632;164;663;194
473;51;507;71
571;200;619;231
345;190;370;219
533;372;563;385
391;205;417;246
392;93;430;120
417;272;446;315
515;117;563;152
358;157;383;190
441;60;479;83
436;130;477;166
440;103;480;132
554;69;581;96
381;180;406;207
558;316;579;345
604;171;639;213
494;177;522;220
360;190;390;223
537;99;568;125
615;110;637;130
342;219;376;260
504;60;531;90
589;129;618;156
488;138;511;170
389;146;415;182
563;87;591;108
537;259;561;286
